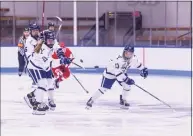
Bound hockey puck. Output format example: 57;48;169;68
80;59;83;63
94;66;99;68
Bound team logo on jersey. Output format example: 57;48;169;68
121;63;127;71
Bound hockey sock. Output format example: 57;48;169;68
34;88;45;102
122;89;130;101
48;89;54;101
92;88;106;101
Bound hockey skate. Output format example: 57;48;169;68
86;97;94;109
18;71;22;77
32;102;49;115
48;99;56;111
120;95;130;109
24;92;36;109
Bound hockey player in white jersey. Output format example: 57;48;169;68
23;23;42;110
24;23;71;115
24;22;60;111
86;45;148;109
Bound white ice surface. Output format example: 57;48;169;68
1;74;191;136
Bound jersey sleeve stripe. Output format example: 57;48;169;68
137;63;142;68
29;60;43;70
116;72;123;77
105;68;115;76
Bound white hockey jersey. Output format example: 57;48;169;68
103;54;144;82
24;36;37;60
25;36;60;71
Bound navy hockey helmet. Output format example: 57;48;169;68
48;22;55;27
29;23;40;39
48;22;55;31
124;45;134;53
23;27;30;32
44;31;55;48
23;27;30;38
30;23;40;31
123;45;135;60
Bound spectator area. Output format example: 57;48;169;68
0;8;191;46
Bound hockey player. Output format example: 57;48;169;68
86;45;148;109
24;22;57;111
24;23;72;115
40;22;56;39
24;22;58;111
47;22;55;31
17;27;30;76
23;23;40;99
51;42;74;88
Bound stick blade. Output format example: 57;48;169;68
55;16;62;22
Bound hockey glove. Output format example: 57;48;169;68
140;67;148;78
60;56;72;65
125;77;135;85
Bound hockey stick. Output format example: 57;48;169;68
55;16;63;38
71;73;89;93
134;84;175;112
70;58;85;69
71;61;85;69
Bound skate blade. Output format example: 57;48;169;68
85;106;91;110
24;96;33;109
120;105;129;110
49;107;55;111
32;110;46;115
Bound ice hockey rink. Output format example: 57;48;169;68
1;73;191;136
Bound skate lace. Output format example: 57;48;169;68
38;102;48;108
31;97;36;102
49;100;55;105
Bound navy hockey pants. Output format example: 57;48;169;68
27;69;52;84
18;52;26;73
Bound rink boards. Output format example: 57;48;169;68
1;47;191;136
0;47;191;77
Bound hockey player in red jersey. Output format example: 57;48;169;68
52;42;73;88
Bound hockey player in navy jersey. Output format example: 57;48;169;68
40;22;56;41
86;45;148;109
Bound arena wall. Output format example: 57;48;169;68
0;47;191;77
1;1;191;27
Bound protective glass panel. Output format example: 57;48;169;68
176;1;191;47
98;1;115;46
14;2;38;46
77;1;96;46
